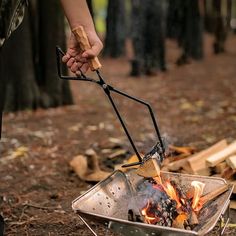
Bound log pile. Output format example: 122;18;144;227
161;139;236;208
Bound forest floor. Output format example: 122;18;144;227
1;34;236;236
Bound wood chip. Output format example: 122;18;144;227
69;154;111;182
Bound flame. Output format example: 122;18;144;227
141;175;206;226
154;177;182;209
141;200;158;224
163;181;182;209
191;181;205;211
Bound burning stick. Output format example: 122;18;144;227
200;184;229;206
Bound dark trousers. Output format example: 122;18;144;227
0;46;6;139
0;46;6;236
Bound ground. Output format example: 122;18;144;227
0;34;236;235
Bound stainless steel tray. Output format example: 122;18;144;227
72;170;233;236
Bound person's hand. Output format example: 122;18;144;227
62;31;103;76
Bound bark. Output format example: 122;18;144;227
103;0;126;58
2;10;40;111
38;0;73;108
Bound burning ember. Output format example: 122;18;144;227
138;177;206;230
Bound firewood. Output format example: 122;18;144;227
221;167;236;179
69;153;111;182
189;211;199;226
187;140;228;175
214;162;227;174
200;184;229;206
136;158;160;178
226;155;236;170
165;158;189;172
206;141;236;167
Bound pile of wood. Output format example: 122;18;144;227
162;139;236;200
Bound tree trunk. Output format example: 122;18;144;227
2;10;40;111
1;0;73;112
38;0;73;108
103;0;126;58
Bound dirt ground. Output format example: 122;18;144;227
1;34;236;235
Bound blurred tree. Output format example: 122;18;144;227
212;0;231;54
1;0;73;111
130;0;168;76
103;0;126;57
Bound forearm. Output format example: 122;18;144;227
60;0;95;31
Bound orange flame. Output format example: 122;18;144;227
163;181;182;209
141;200;157;224
141;176;206;225
191;181;205;211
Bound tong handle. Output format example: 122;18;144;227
72;26;102;71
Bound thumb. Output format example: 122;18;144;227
82;42;103;59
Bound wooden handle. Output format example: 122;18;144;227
72;26;102;71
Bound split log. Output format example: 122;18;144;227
206;141;236;167
136;158;160;178
187;139;228;175
69;150;111;182
226;155;236;170
165;158;190;172
200;184;229;206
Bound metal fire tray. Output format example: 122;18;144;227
72;170;233;236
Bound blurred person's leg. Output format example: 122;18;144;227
158;0;168;72
213;0;227;54
177;0;203;65
130;0;145;76
144;0;167;75
0;48;5;236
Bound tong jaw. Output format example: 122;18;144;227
122;139;166;169
143;141;164;165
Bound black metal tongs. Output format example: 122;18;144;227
56;26;165;168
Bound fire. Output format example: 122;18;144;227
191;181;205;211
141;200;158;224
141;176;206;228
163;181;182;209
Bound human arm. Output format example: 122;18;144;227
60;0;103;74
